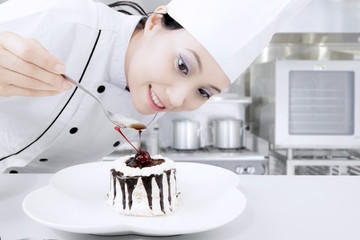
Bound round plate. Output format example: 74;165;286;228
23;162;246;236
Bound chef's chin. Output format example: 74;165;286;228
130;95;154;115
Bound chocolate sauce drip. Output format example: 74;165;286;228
125;157;165;169
126;177;138;210
111;168;176;213
173;169;178;199
165;170;172;206
155;174;165;213
173;169;177;181
141;175;154;210
120;179;126;209
111;169;127;209
111;171;116;205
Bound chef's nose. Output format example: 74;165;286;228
166;85;186;107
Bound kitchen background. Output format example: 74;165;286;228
102;0;360;176
2;0;360;175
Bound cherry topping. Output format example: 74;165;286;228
134;150;151;163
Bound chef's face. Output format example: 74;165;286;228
125;8;230;115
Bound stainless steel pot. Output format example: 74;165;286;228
172;120;200;150
212;119;245;149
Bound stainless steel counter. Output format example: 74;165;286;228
1;173;360;240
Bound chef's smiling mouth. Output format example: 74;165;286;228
148;85;166;111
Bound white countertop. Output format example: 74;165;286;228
1;174;359;240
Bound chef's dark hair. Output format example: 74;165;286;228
108;1;183;30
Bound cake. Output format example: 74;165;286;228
107;150;180;216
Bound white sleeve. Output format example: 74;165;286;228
0;0;98;63
0;0;58;22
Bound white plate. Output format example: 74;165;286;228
23;162;246;236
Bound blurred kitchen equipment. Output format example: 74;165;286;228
155;94;267;175
159;94;252;149
172;120;200;150
212;119;245;149
248;32;360;175
251;60;360;149
253;33;360;65
63;74;146;130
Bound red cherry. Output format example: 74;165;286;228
135;150;151;163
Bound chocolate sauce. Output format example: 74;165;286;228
111;170;127;208
141;175;154;210
125;157;165;169
131;123;146;130
165;170;172;205
126;177;138;210
138;130;142;151
155;174;165;213
111;168;175;213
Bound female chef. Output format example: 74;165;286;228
0;0;310;173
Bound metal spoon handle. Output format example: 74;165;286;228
62;74;146;130
62;74;112;120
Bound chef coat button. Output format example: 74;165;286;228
70;127;78;134
97;85;105;93
39;158;48;162
113;141;120;147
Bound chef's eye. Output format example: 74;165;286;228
198;88;211;99
177;55;189;75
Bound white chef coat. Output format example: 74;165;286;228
0;0;164;173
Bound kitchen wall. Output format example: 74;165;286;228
280;0;360;33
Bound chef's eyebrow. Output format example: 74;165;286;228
210;86;221;93
186;48;202;72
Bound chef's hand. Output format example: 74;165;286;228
0;31;73;97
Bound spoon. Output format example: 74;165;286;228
62;74;146;130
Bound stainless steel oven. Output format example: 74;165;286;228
251;60;360;149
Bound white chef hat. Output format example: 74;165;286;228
166;0;311;83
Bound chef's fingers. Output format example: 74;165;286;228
27;38;49;53
22;37;74;90
0;42;72;91
27;37;74;88
0;84;60;97
0;31;66;74
0;66;60;91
